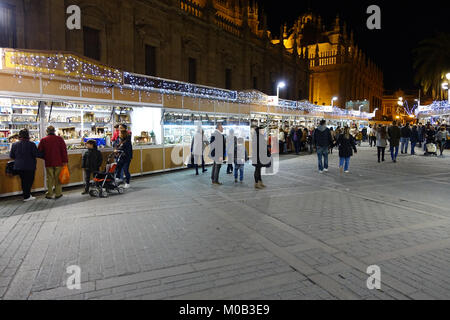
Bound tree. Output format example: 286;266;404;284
413;32;450;100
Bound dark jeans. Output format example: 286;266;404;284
411;142;417;155
18;170;35;199
254;165;262;183
316;146;329;171
234;164;244;181
194;155;205;175
227;164;233;174
377;147;385;162
116;160;131;184
294;140;300;154
84;169;93;192
370;136;376;147
211;163;222;183
390;146;399;161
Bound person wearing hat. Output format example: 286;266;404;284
9;129;38;201
38;126;68;199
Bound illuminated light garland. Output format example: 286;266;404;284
3;51;374;121
417;100;450;117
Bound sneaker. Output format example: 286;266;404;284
260;183;267;188
344;171;350;174
124;184;130;189
319;171;324;174
23;196;36;202
202;169;208;173
323;168;329;172
255;183;263;189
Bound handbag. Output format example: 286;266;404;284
6;161;18;176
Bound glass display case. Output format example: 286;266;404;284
163;112;251;146
46;103;120;150
0;98;41;155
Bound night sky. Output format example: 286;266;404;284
258;0;450;92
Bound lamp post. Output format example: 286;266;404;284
331;97;338;108
277;82;286;102
444;73;450;103
397;97;404;123
442;82;449;103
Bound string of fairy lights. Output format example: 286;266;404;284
1;49;412;120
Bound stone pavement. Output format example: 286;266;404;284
1;144;450;300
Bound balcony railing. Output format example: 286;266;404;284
215;14;241;37
180;0;203;18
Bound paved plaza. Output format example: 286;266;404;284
1;145;450;300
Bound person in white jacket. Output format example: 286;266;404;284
192;127;208;175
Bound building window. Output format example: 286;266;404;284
253;77;258;90
83;26;101;61
188;58;197;84
145;45;157;76
225;68;232;90
0;3;17;48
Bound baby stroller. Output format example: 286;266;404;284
89;151;125;198
424;141;438;157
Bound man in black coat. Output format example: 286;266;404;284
400;123;412;154
313;120;333;173
210;123;226;185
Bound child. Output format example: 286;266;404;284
81;140;103;195
234;137;248;183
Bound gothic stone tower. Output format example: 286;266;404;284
280;13;383;111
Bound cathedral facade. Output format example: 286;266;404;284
0;0;310;101
0;0;383;109
279;13;384;112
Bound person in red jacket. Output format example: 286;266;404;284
38;126;68;199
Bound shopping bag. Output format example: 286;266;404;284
5;161;18;176
59;165;70;185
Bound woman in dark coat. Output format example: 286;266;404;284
9;129;38;201
252;126;271;189
337;127;357;174
115;130;133;189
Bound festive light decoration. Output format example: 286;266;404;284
2;49;122;85
1;49;376;121
416;101;450;117
124;72;238;100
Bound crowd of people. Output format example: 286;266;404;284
191;123;269;189
7;119;449;201
8;124;134;202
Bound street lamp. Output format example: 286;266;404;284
331;97;338;107
277;82;286;101
443;81;450;104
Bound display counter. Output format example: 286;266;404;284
0;144;204;197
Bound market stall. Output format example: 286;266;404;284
0;47;376;198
